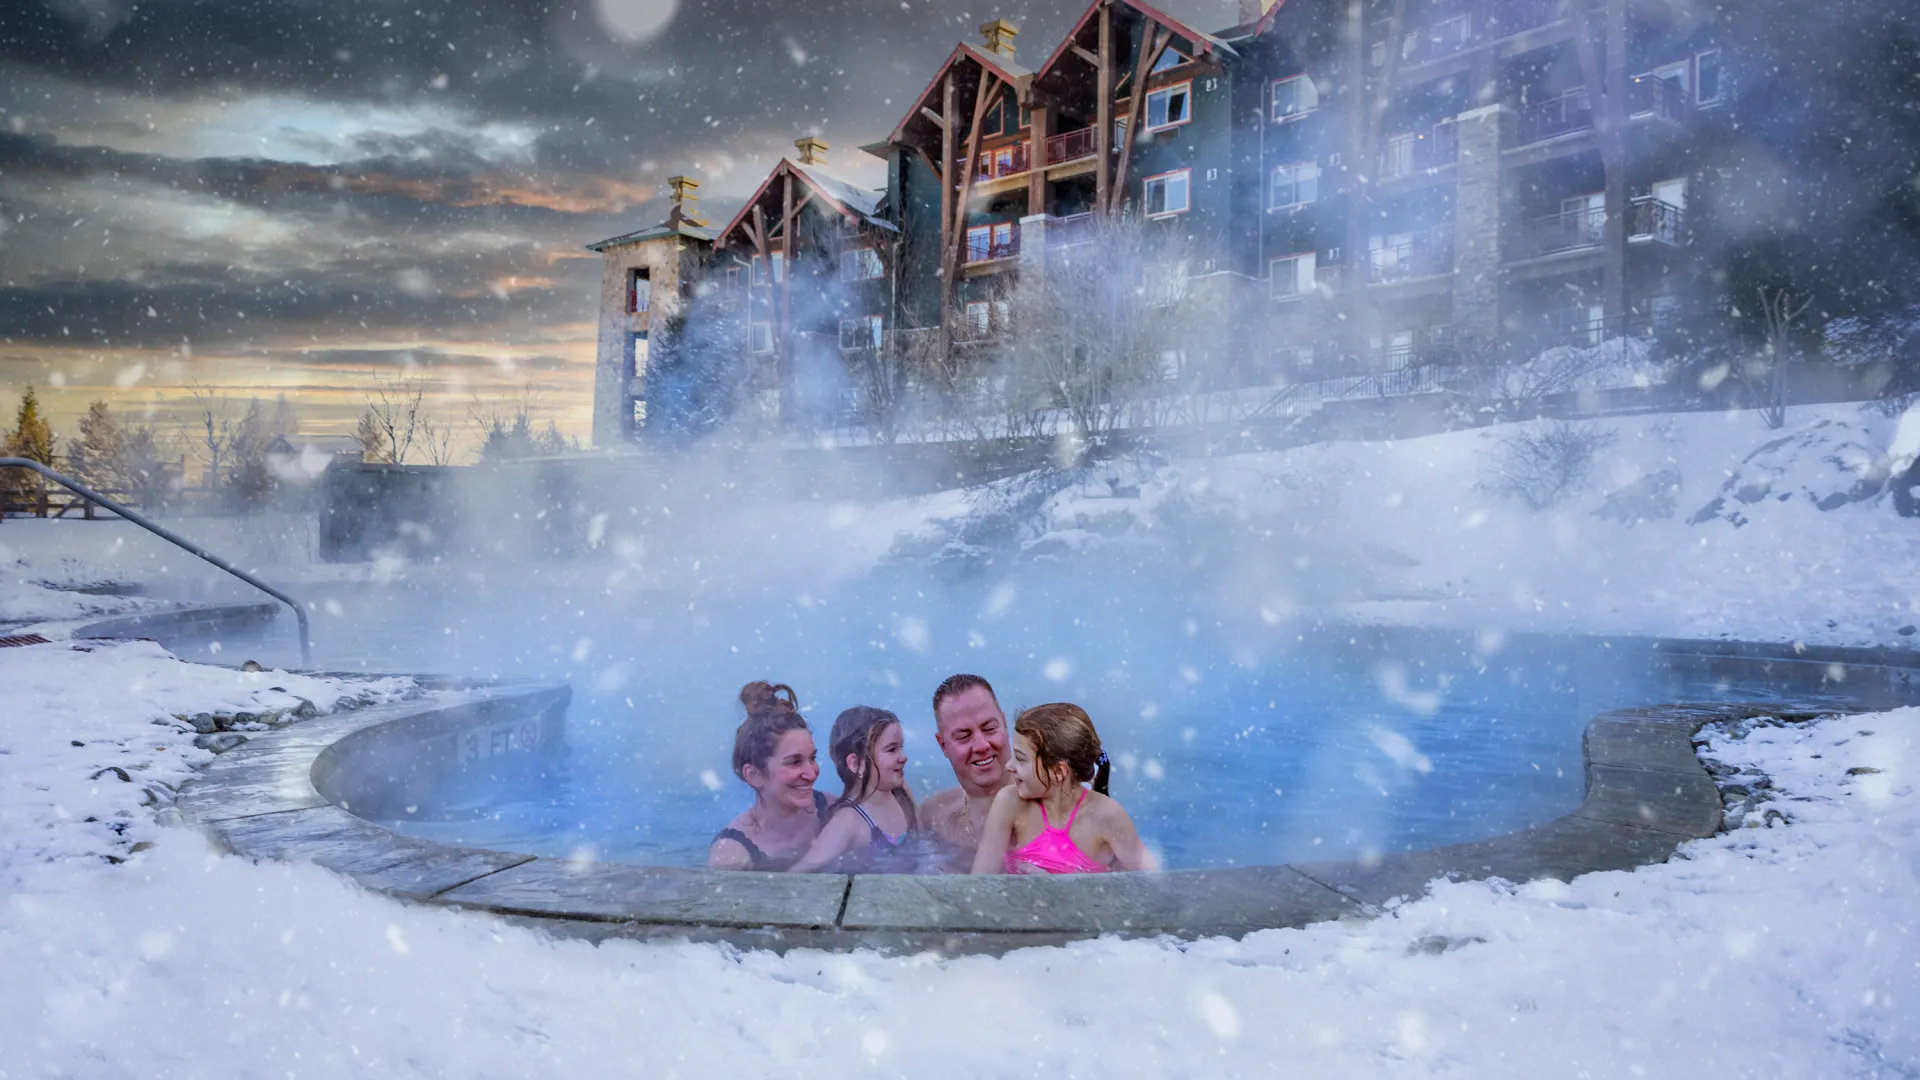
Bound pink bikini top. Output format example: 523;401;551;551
1005;789;1109;875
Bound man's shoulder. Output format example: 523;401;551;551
920;786;965;816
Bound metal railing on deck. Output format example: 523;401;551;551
1511;205;1607;260
975;141;1032;181
1044;128;1096;165
0;457;311;665
1369;225;1457;282
1380;122;1461;179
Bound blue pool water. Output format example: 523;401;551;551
264;566;1791;871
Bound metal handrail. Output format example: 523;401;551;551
0;457;311;665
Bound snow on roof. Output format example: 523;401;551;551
790;160;897;232
586;220;714;251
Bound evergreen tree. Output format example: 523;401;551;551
2;385;57;509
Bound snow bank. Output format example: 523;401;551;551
0;640;416;875
2;642;1915;1075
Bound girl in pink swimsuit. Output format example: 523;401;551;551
970;703;1156;875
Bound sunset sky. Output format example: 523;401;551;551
0;0;1237;457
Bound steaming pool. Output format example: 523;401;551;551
191;569;1805;873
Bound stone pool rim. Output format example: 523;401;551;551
174;630;1920;954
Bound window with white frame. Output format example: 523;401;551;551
750;252;786;286
1269;161;1319;208
1270;252;1316;299
1146;82;1192;130
1143;169;1191;217
839;314;883;351
628;268;652;313
1652;59;1690;97
963;301;991;339
840;247;883;281
1695;49;1722;104
749;321;773;352
1143;259;1189;305
1271;75;1319;122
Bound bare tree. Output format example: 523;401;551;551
417;411;459;466
1003;216;1191;446
356;376;430;464
185;384;239;492
470;382;578;462
1742;285;1813;429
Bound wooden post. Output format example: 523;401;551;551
1095;3;1112;214
939;72;957;358
779;170;796;419
1110;26;1173;214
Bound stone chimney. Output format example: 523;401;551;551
979;18;1018;59
1237;0;1279;23
665;175;708;228
793;136;828;166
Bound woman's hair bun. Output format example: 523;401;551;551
739;680;799;718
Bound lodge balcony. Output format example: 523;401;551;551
967;128;1103;194
1506;196;1685;264
963;222;1021;265
1397;0;1567;69
1507;77;1692;150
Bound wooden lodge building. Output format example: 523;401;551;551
590;0;1726;446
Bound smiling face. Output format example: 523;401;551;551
934;685;1011;797
870;720;907;793
744;727;819;813
1008;731;1057;799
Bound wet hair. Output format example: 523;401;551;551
1013;702;1110;796
731;681;808;781
827;705;902;806
931;673;997;722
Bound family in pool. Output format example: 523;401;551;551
709;674;1157;875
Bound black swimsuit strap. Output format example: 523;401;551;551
711;827;771;870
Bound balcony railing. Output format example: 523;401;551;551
1399;0;1565;66
1379;122;1461;179
1369;225;1456;282
1047;211;1098;249
1045;127;1096;166
1626;74;1690;126
1628;196;1684;246
964;225;1020;263
1511;89;1593;146
975;141;1032;182
1510;76;1691;147
1511;205;1606;260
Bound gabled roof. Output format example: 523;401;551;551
586;220;714;251
715;157;894;249
884;42;1033;146
1213;0;1290;43
1032;0;1236;87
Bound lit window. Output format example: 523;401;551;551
751;252;785;285
840;247;883;281
1146;83;1191;130
1269;161;1319;209
1271;75;1318;122
749;321;773;352
628;269;652;313
1143;170;1191;217
1150;48;1188;75
1270;253;1317;299
1695;49;1722;104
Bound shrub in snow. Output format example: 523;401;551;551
1478;421;1617;511
1592;468;1682;526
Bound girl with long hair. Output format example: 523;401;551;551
787;705;917;873
971;702;1155;874
708;681;827;871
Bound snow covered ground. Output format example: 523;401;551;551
4;402;1920;1076
0;638;1914;1076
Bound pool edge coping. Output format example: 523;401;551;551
173;636;1920;955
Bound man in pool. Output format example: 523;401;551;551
919;673;1014;861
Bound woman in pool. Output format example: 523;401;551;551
971;702;1155;875
708;681;827;872
788;705;917;873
